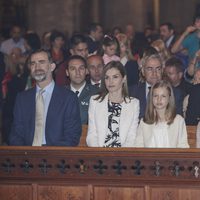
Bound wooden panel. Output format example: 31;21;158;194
187;126;197;148
37;185;89;200
151;187;200;200
151;187;178;200
79;125;197;148
179;188;200;200
1;147;200;200
0;184;32;200
79;125;88;147
94;186;145;200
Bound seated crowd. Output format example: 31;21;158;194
1;16;200;147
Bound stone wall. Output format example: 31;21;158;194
24;0;200;36
27;0;78;37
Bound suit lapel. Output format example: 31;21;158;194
46;85;61;128
79;84;89;102
98;95;109;146
30;87;37;140
140;83;147;103
119;101;128;143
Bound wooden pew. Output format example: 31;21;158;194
78;125;88;147
187;125;197;148
1;147;200;200
79;125;198;148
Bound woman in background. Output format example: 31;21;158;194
116;33;139;87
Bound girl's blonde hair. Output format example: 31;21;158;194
144;80;176;125
115;33;133;60
151;39;171;64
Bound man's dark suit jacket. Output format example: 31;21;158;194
9;85;82;146
185;84;200;125
167;34;177;50
124;60;139;88
68;83;98;124
86;36;99;54
129;82;184;119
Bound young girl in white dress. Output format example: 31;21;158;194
135;80;189;148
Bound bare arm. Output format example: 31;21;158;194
186;49;200;76
171;26;197;54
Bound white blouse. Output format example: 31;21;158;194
151;122;169;148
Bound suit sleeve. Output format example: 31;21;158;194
9;93;26;145
62;93;82;146
86;97;98;146
124;99;139;147
173;87;184;116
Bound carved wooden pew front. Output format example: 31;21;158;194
1;147;200;200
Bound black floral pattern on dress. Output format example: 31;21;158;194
104;101;122;147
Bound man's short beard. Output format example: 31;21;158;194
32;72;46;82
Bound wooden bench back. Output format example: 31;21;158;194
187;125;197;148
79;125;88;147
78;125;197;148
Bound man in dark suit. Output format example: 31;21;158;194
185;84;200;125
69;34;89;59
164;56;192;97
86;23;103;54
87;54;104;88
66;55;98;124
159;22;177;51
9;49;81;146
130;53;183;118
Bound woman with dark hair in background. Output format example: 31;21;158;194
50;30;70;86
2;50;29;145
24;32;41;54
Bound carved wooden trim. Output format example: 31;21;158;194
1;147;200;186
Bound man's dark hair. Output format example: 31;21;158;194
66;55;87;69
24;32;41;51
193;14;200;23
160;22;174;31
69;34;87;49
30;49;53;63
50;30;65;43
87;22;102;34
165;56;183;73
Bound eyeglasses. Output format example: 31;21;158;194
144;66;162;73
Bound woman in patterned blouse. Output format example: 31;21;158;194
86;61;140;147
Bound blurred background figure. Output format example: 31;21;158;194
0;25;25;55
112;26;123;37
24;32;41;55
159;22;176;51
41;31;51;50
87;55;104;88
151;39;171;66
116;33;139;87
99;35;120;65
86;22;103;54
2;47;29;145
69;34;89;59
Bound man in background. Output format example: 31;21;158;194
66;55;98;124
